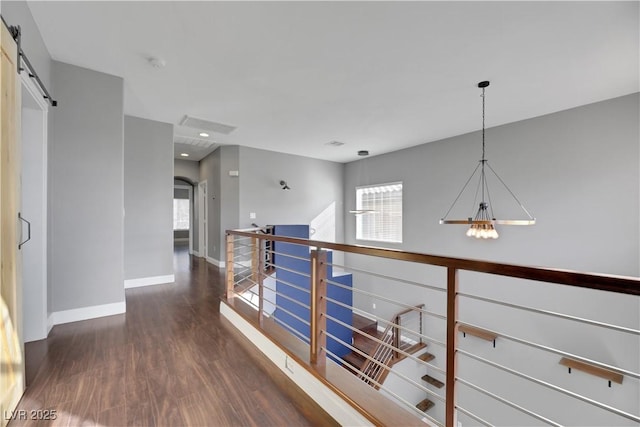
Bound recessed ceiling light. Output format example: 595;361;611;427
180;153;189;157
199;132;209;137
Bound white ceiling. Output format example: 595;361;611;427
28;1;639;163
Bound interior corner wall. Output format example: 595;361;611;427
124;116;173;281
238;146;345;240
50;61;125;312
199;146;239;263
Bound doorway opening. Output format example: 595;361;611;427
173;179;193;251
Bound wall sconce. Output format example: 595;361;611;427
279;180;291;190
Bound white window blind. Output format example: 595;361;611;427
173;199;190;230
356;182;403;243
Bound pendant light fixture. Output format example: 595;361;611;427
350;149;376;215
440;81;535;239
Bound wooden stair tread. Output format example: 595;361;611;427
343;352;366;371
418;352;435;362
353;330;384;355
459;324;498;342
353;313;378;334
421;374;444;388
559;357;624;384
234;278;255;294
416;399;434;412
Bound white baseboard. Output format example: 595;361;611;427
190;249;199;256
47;314;54;335
124;274;175;289
48;300;126;327
206;256;226;268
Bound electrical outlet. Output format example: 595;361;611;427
372;303;376;310
249;212;256;219
457;421;463;427
285;355;294;374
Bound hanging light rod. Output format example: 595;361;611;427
440;81;535;239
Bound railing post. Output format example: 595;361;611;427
445;267;459;427
310;249;327;370
257;237;265;326
393;315;400;360
419;309;423;346
251;235;259;283
225;233;235;299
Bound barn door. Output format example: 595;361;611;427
0;22;24;425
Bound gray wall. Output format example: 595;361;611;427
174;159;199;183
200;145;345;263
124;116;173;281
343;94;639;425
238;146;344;242
345;93;639;275
50;61;125;311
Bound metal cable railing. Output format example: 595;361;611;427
224;230;640;427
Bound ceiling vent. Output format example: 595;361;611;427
174;135;217;148
179;115;237;135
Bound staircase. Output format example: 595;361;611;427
342;313;381;371
342;306;426;389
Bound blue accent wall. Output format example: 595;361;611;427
273;225;353;359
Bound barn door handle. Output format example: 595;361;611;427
18;212;31;250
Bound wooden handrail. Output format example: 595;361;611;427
393;303;425;318
226;230;640;296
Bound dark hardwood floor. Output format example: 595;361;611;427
10;244;322;426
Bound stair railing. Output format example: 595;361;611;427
392;304;424;360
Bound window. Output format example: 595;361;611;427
173;198;190;230
356;182;403;243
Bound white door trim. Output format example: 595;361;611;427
198;180;207;258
